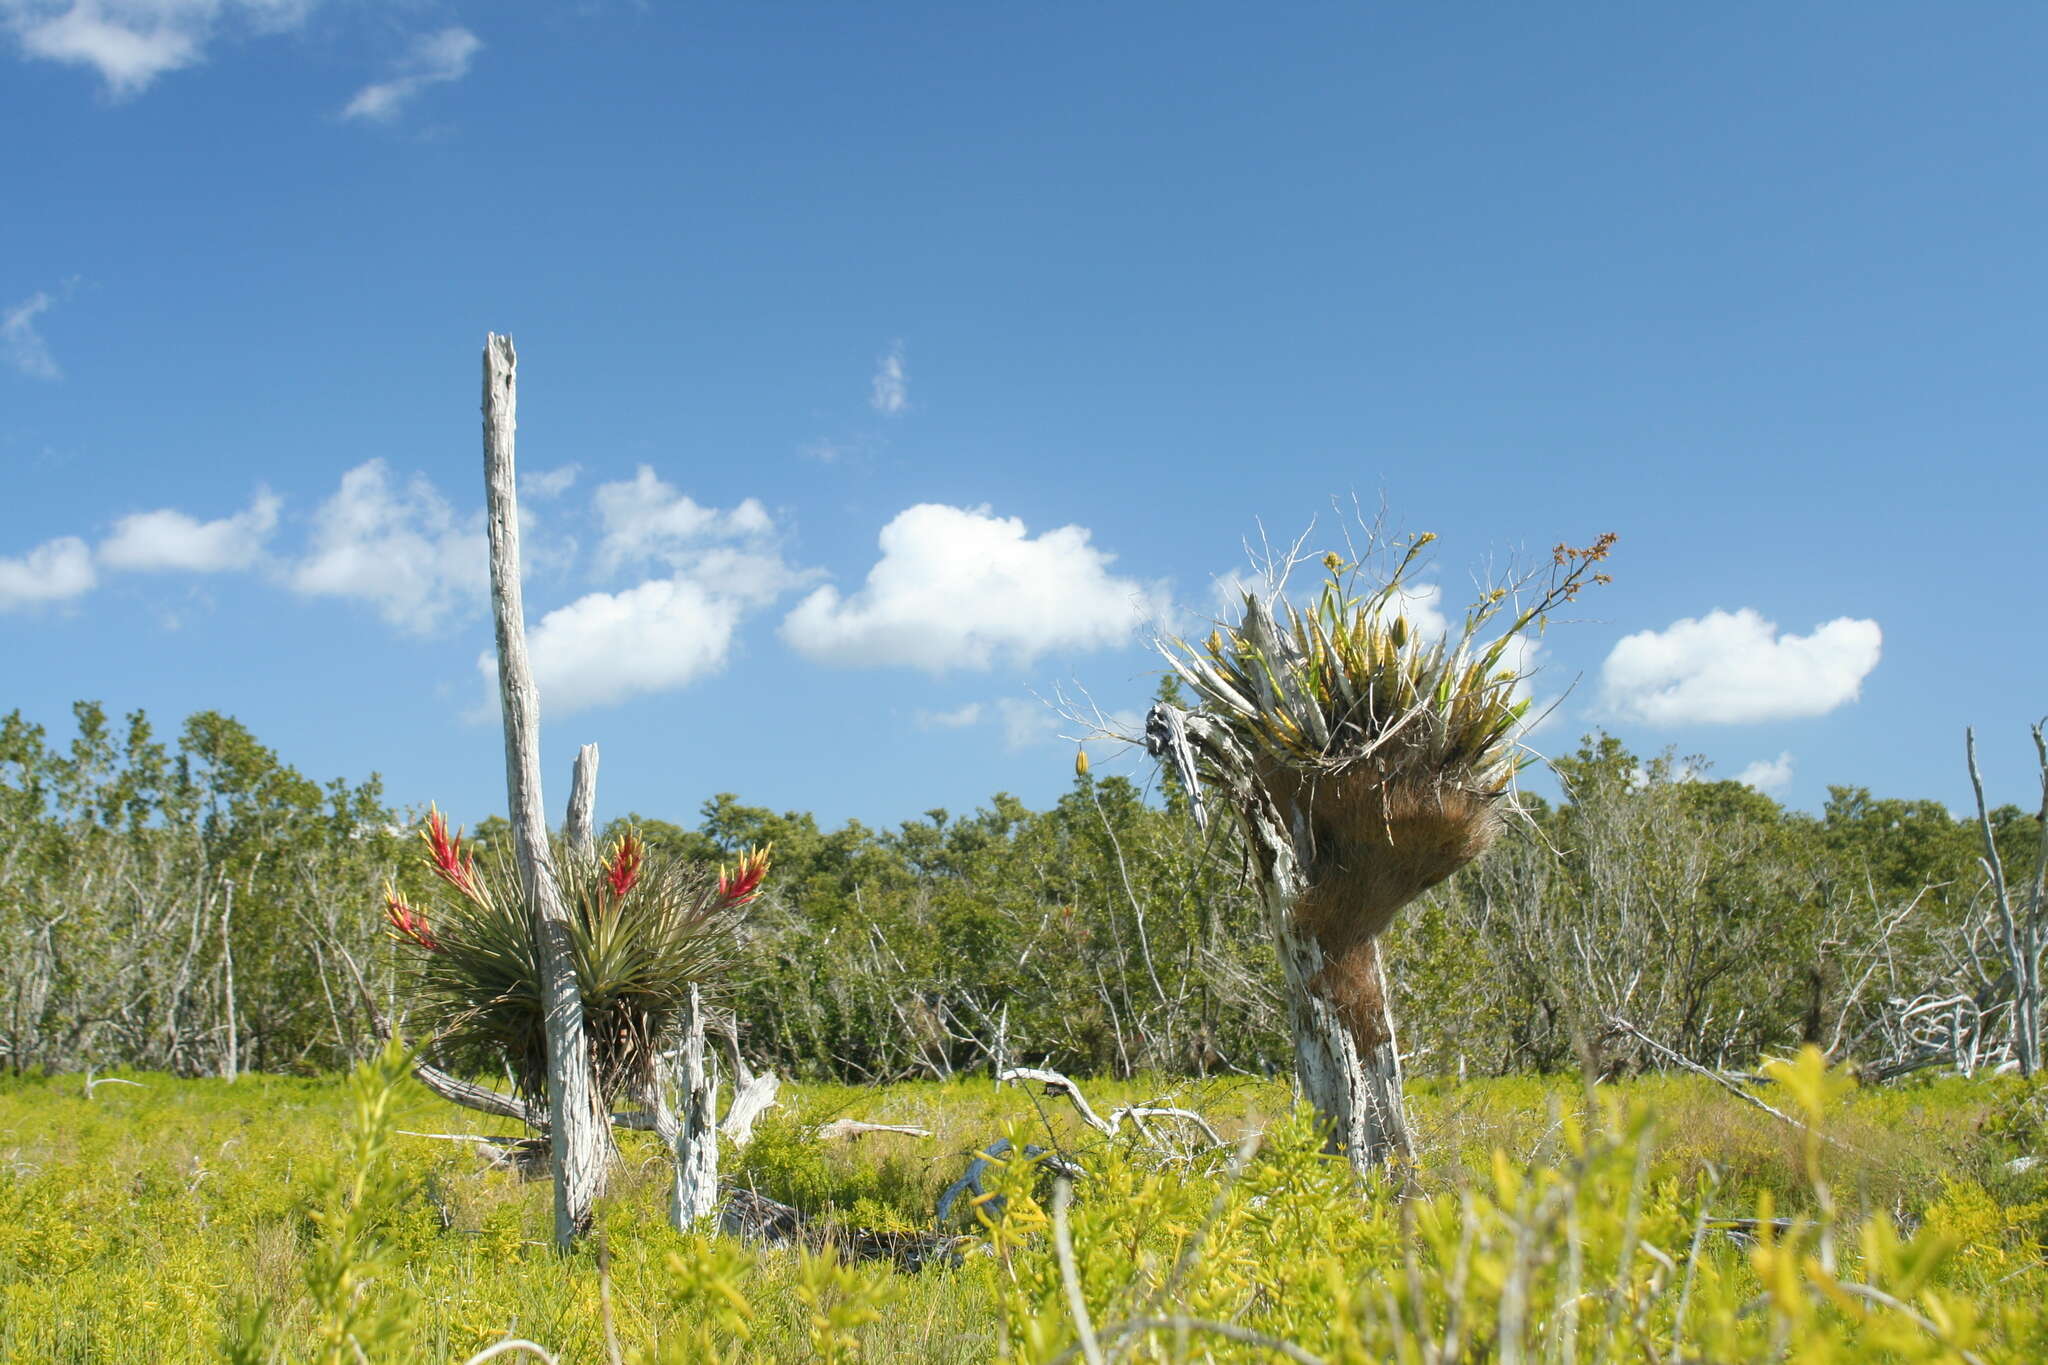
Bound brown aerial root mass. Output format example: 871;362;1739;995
1270;769;1503;1054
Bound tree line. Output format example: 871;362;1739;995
1;697;2038;1082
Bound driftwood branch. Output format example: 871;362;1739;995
82;1068;145;1098
720;1071;781;1148
816;1119;933;1142
1003;1066;1114;1133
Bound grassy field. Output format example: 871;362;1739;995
1;1056;2044;1362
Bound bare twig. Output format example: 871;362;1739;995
1606;1016;1854;1152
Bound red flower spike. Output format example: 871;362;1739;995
420;805;479;899
604;832;644;898
384;885;439;951
717;844;772;908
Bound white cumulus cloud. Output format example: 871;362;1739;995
591;466;780;574
870;343;907;415
2;0;317;98
341;25;479;123
782;503;1166;672
486;576;742;716
288;459;486;632
3;291;60;379
0;535;96;609
1736;752;1795;796
1601;608;1881;725
100;489;279;572
466;468;813;714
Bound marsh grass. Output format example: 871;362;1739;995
0;1061;2042;1361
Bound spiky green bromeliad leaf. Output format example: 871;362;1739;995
1165;535;1546;796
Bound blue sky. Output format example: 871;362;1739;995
4;1;2044;831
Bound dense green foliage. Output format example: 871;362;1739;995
2;700;2038;1084
1;1056;2043;1361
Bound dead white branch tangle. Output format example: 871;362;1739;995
999;1067;1223;1146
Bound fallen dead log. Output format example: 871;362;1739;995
815;1119;932;1142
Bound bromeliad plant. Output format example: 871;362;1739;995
383;810;768;1118
1149;527;1614;1170
1167;532;1615;803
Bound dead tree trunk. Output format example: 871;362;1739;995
565;743;600;860
483;333;608;1247
1252;784;1410;1168
1149;705;1414;1172
672;986;720;1228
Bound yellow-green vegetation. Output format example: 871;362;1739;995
3;1051;2044;1362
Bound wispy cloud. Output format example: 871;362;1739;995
524;464;581;501
3;291;60;380
2;0;320;98
915;702;984;730
995;697;1057;750
341;26;480;123
1600;608;1882;725
869;342;907;415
